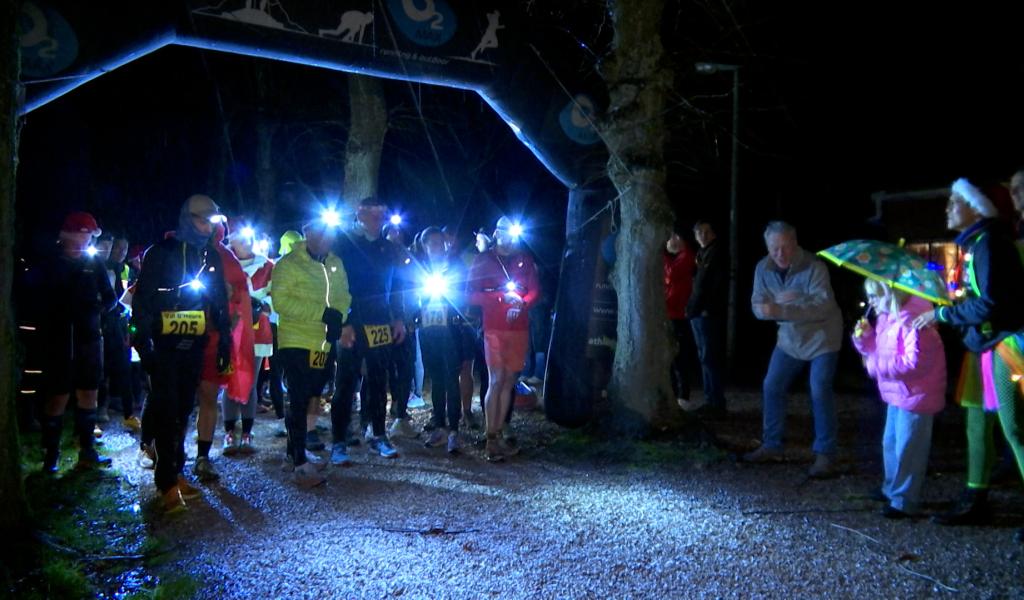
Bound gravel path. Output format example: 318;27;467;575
102;390;1023;599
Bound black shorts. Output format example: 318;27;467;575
44;317;104;394
278;348;333;403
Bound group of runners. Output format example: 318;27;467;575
24;194;540;511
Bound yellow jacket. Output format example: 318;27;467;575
272;241;351;352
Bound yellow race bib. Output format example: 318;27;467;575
161;310;206;336
364;324;392;348
421;304;448;328
309;349;328;369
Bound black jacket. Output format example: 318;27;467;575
336;233;405;326
37;252;117;325
687;239;728;318
131;236;231;350
937;218;1024;352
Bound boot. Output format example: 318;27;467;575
41;415;63;473
931;487;992;526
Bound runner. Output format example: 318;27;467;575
131;195;231;511
36;212;118;472
98;233;141;431
273;212;351;487
192;219;255;482
330;197;407;464
384;222;419;439
468;216;540;461
416;227;468;454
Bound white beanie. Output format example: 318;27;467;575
951;178;998;217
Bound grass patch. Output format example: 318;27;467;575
2;422;183;598
544;428;727;467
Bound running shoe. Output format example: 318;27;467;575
122;415;142;432
193;456;220;482
369;436;399;459
305;430;326;451
176;475;203;500
138;445;155;469
76;447;113;470
239;433;257;455
330;443;352;467
389;418;418;439
294;462;326;488
447;431;461;454
425;428;447;448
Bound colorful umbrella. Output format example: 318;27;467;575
817;240;952;306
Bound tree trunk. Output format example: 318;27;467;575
254;64;278;224
342;74;387;209
600;0;676;437
0;0;29;532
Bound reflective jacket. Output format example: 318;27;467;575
273;241;352;353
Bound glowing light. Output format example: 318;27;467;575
85;245;98;257
964;253;973;261
240;226;256;240
24;370;42;374
19;325;36;331
321;207;342;228
858;301;866;308
189;279;205;291
20;390;36;394
253;238;270;256
1012;374;1022;383
390;214;403;226
955;289;966;298
505;281;518;292
209;214;227;224
423;273;449;298
508;121;521;135
509;222;524;239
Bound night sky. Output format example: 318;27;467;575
14;2;1024;345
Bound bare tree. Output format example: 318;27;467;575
0;0;28;532
600;0;677;436
343;74;387;208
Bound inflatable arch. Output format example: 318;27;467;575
18;0;619;427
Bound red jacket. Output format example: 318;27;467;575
211;233;255;402
468;249;540;332
239;254;274;351
664;245;696;320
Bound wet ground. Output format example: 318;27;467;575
101;389;1023;599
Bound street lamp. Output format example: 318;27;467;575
696;62;741;370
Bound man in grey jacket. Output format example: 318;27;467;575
744;221;843;477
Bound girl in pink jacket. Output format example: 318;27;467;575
852;280;946;518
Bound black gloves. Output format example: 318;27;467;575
216;337;232;374
135;337;156;375
322;307;345;342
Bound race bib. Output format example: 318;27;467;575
421;304;448;328
364;324;392;348
309;349;328;369
161;310;206;336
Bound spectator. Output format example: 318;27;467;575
744;221;843;478
685;220;728;414
663;228;697;410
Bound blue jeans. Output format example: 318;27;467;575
882;405;933;514
762;347;838;455
690;315;725;408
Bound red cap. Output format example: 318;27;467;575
61;211;101;236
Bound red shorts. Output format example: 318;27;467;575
200;331;228;386
483;330;529;372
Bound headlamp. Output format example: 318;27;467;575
423;273;449;299
209;214;227;224
390;214;403;226
509;223;524;239
85;245;98;257
320;208;342;228
240;226;256;240
188;278;205;291
505;281;518;293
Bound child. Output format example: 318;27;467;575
852;280;946;518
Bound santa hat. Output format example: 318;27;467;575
60;211;101;236
951;178;998;218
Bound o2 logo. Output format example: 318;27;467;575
559;94;601;145
18;2;78;78
386;0;457;47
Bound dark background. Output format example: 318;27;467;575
15;2;1024;383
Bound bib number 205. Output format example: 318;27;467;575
161;311;206;336
364;324;392;348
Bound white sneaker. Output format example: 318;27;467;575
281;451;328;472
678;398;707;412
389;418;418;439
293;462;326;488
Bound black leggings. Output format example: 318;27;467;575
333;330;391;440
421;326;462;430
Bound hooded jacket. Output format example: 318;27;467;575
664;244;696;320
852;296;946;414
751;246;843;361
